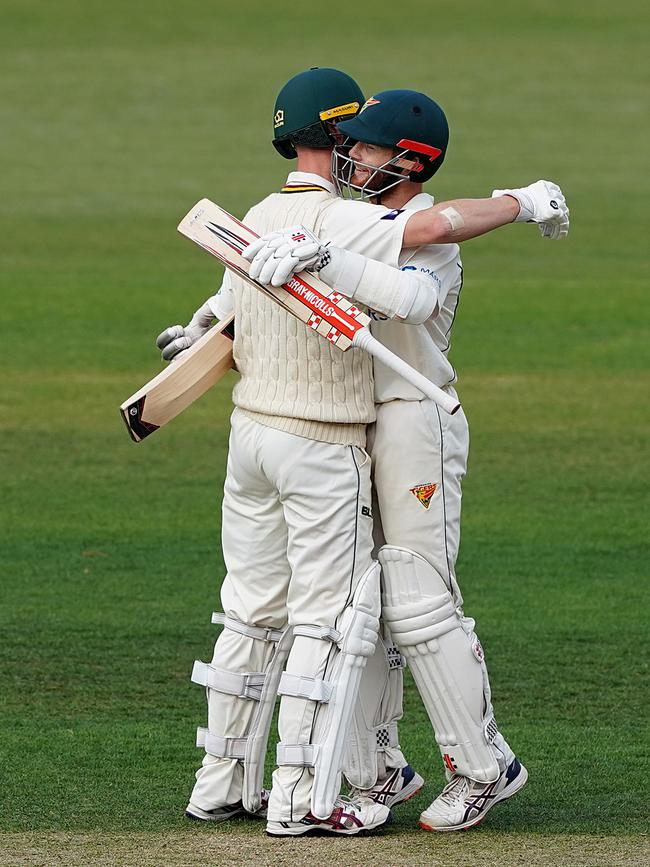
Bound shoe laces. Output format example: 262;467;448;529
335;794;371;815
438;774;469;807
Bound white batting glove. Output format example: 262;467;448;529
492;180;570;239
242;225;332;287
156;300;214;362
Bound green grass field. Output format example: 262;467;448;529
1;1;648;864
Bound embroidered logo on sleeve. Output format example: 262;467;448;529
380;208;405;221
409;483;438;509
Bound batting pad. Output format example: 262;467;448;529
380;545;501;783
276;560;381;819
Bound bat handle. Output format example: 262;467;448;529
353;328;461;416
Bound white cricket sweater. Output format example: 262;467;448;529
230;184;374;446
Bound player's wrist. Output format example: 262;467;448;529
188;300;216;330
491;192;525;222
491;188;530;222
502;194;524;222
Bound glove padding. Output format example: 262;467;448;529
156;300;214;362
492;180;569;239
242;225;331;287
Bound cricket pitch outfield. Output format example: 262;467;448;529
0;831;647;867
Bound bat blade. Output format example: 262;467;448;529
120;314;235;442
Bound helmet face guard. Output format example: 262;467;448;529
331;139;437;201
332;90;449;195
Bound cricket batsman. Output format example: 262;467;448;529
243;86;569;832
158;68;569;836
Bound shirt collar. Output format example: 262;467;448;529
285;170;336;195
403;192;435;212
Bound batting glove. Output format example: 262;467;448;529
156;300;214;362
242;225;332;287
538;212;570;241
492;180;570;239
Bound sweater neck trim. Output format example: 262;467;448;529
280;183;330;194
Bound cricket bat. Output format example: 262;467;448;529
120;314;235;442
178;199;460;416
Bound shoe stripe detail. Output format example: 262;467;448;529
302;807;364;831
368;768;403;806
461;780;499;823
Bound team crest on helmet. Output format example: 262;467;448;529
410;483;438;509
359;97;380;114
274;109;285;129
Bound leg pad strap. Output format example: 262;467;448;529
293;624;341;642
196;727;247;760
211;612;284;642
277;743;318;767
278;671;333;703
191;660;266;701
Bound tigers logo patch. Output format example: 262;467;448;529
409;483;438;509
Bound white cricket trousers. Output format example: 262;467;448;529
190;409;376;821
354;396;467;771
369;395;468;602
368;395;514;775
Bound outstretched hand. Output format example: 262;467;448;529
492;180;569;239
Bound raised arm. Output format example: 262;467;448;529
403;180;569;247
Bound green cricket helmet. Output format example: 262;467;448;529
272;67;364;159
332;89;449;199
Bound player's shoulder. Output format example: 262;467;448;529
240;193;291;234
242;195;278;223
326;197;407;219
323;197;410;229
245;189;333;220
405;191;435;213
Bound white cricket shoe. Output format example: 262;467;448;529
348;764;425;809
419;757;528;832
266;796;392;837
185;789;269;823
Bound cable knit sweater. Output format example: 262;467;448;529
230;189;375;446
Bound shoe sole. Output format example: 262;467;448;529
418;765;529;833
185;806;246;823
267;813;392;838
